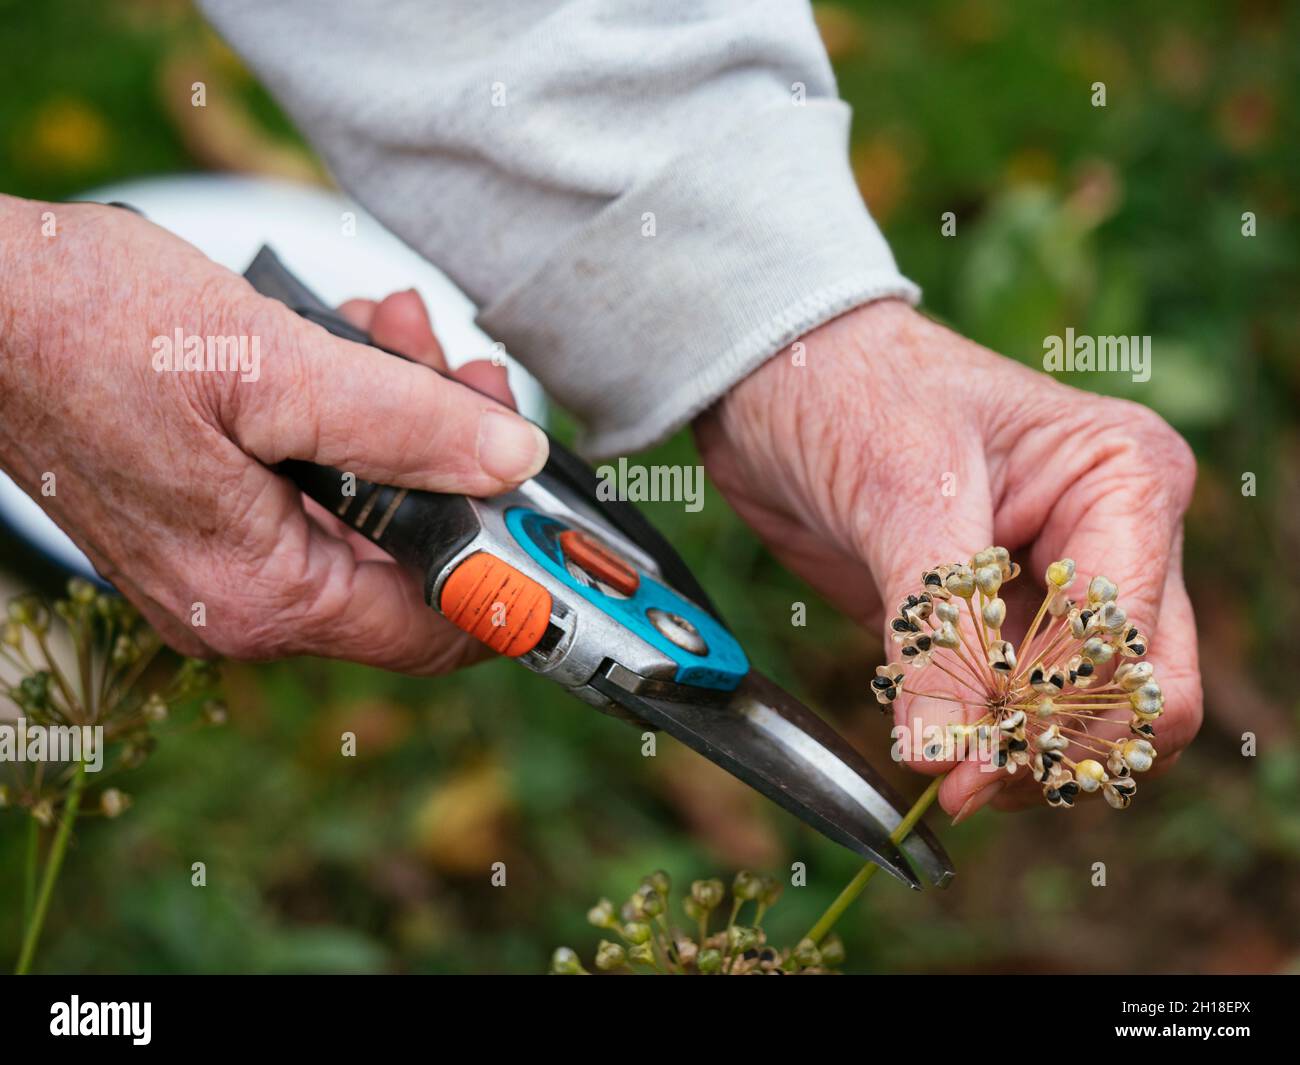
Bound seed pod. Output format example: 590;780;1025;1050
932;621;960;649
1081;636;1114;665
945;565;976;599
901;593;933;622
1129;681;1164;716
975;564;1003;597
623;921;653;945
646;870;671;896
549;947;586;975
733;870;763;901
590;899;618;931
987;640;1016;673
697;948;723;974
1121;738;1156;772
594;940;627;971
1114;661;1153;691
100;788;130;818
935;600;960;624
627;942;656;966
1035;697;1056;718
982;597;1006;631
972;548;997;569
674;936;699;968
1069;608;1093;640
1120;627;1147;657
1030;665;1066;695
1098;601;1128;634
691;878;725;911
1046;559;1076;589
1032;724;1068;752
1087;575;1118;605
819;934;846;967
791;937;822;969
1075;759;1108;792
727;925;761;953
999;709;1027;734
921;569;949;598
1103;778;1137;809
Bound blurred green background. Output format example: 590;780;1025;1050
1;0;1297;973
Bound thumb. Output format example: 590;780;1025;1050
858;470;997;815
218;300;548;495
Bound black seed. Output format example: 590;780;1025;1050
1030;667;1045;685
901;645;917;657
1009;738;1028;752
891;617;910;633
1051;674;1065;689
1060;782;1079;797
1078;661;1094;676
1046;788;1060;801
916;636;932;651
871;676;891;689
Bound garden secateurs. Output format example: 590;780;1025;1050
244;246;954;890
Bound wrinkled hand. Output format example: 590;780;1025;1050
0;197;548;672
695;298;1201;817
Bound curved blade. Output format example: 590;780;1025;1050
593;667;954;889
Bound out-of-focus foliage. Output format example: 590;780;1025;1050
0;0;1296;973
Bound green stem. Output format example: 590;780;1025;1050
15;760;86;975
23;817;39;926
804;774;945;945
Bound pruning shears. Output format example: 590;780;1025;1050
244;246;954;889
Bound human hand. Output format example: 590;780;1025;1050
0;196;548;673
694;298;1201;818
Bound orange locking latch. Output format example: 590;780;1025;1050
439;552;553;656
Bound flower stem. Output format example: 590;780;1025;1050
15;760;86;975
804;774;945;945
23;817;39;926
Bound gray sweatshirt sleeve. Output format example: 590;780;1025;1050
199;0;919;456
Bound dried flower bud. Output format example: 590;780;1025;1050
733;870;763;901
945;565;976;598
1074;759;1108;792
1087;575;1118;605
1046;559;1076;589
100;788;130;818
1114;661;1153;691
1121;738;1156;772
594;940;627;971
691;878;725;911
791;937;822;968
549;947;586;974
623;921;652;946
974;564;1003;597
587;898;618;929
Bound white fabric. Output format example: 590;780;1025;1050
200;0;919;455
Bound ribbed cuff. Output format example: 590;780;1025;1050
476;99;919;457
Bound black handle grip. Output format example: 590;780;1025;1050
242;246;725;621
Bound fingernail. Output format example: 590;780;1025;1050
477;409;548;484
952;778;1005;826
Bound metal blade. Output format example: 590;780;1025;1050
592;667;955;889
